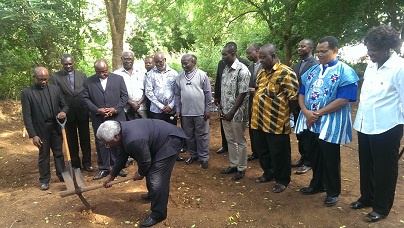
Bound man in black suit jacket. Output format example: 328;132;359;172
291;39;319;174
214;42;250;154
82;59;129;180
21;67;68;191
50;54;92;172
98;119;186;227
246;44;262;161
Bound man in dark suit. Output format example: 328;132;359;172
246;44;262;161
21;67;68;190
291;39;319;175
82;59;129;180
214;42;250;154
98;119;186;227
50;54;93;172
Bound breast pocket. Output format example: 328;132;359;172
263;81;281;99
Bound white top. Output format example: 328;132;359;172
353;52;404;134
99;77;108;91
113;67;146;111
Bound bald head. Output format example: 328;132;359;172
154;51;167;72
34;67;49;77
34;67;49;88
94;59;109;79
258;43;279;70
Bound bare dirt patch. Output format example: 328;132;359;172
0;100;403;227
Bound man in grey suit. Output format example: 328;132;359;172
82;59;129;180
291;39;319;174
21;67;68;190
50;54;93;172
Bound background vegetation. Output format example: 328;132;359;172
0;0;402;99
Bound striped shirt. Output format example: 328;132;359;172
250;62;299;134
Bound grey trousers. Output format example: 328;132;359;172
181;116;210;161
222;120;247;171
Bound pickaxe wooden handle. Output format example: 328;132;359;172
59;176;134;198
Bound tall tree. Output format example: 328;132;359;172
104;0;128;70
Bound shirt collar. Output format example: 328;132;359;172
380;52;398;69
301;55;312;62
323;58;338;67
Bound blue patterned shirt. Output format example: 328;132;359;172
145;65;178;114
295;60;359;144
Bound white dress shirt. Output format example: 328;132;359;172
354;52;404;134
113;67;146;111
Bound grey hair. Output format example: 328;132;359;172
96;120;121;142
122;50;134;56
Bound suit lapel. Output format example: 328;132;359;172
95;76;105;92
61;71;75;95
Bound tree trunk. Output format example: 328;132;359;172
104;0;127;70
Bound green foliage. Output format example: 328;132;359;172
0;0;402;100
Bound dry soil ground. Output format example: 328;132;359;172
0;100;403;227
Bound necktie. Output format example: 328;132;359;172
68;72;74;90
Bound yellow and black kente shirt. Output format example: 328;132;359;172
250;62;299;134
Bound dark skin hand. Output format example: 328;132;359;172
98;107;117;118
33;111;66;148
219;92;247;121
103;172;144;188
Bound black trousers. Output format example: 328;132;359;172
65;119;91;168
220;120;228;149
305;131;341;197
38;122;65;183
147;136;182;220
253;130;291;186
357;124;402;216
149;112;177;126
294;111;310;166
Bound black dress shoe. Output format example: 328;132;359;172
291;159;304;167
295;165;312;175
232;170;245;180
84;165;94;172
176;156;184;161
140;216;164;227
247;154;258;161
325;196;338;207
221;166;237;174
180;146;187;153
300;187;326;195
216;147;228;154
350;200;372;210
93;170;110;180
365;211;386;222
200;161;208;169
185;157;198;164
140;194;151;201
119;170;128;177
255;175;273;183
40;183;49;191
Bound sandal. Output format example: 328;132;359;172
272;183;286;193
